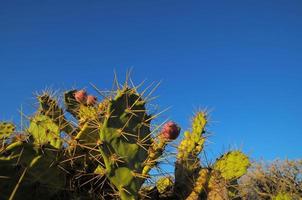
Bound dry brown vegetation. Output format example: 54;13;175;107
237;159;302;200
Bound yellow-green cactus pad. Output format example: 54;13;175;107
214;150;250;180
77;104;99;124
156;176;173;194
0;122;15;139
28;115;62;148
273;193;293;200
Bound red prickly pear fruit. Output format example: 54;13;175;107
86;95;97;106
74;90;87;103
161;121;180;140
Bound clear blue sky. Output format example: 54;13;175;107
0;1;301;161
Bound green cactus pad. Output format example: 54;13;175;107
0;142;65;199
28;115;62;148
0;122;15;139
214;150;250;180
38;94;63;121
77;104;100;124
74;103;100;145
99;87;152;200
75;121;100;146
38;94;74;135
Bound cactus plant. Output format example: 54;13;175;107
0;74;251;200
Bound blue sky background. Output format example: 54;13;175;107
0;1;301;161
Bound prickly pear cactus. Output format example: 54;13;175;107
0;74;251;200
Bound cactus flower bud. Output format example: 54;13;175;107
86;95;97;106
74;90;87;103
161;121;180;140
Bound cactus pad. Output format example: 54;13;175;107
0;122;15;139
214;150;250;180
38;94;74;135
28;115;62;148
98;87;152;200
273;193;293;200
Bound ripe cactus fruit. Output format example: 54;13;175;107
64;90;81;118
74;89;87;103
141;122;180;176
65;90;99;124
0;122;15;139
86;95;97;106
161;121;180;140
142;122;181;176
142;137;168;176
